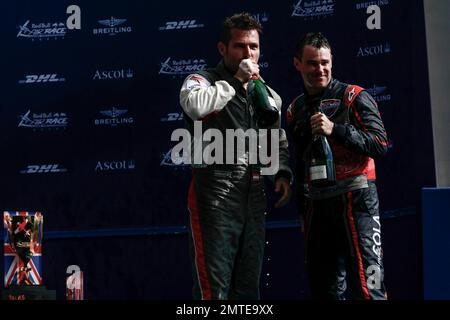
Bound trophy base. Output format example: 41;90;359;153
2;285;56;300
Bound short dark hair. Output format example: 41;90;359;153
220;12;262;45
295;32;331;60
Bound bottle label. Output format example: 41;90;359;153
310;165;327;180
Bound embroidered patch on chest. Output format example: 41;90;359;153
319;99;341;118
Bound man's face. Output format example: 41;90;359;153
294;45;332;95
218;28;260;74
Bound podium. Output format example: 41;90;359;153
2;285;56;300
422;188;450;299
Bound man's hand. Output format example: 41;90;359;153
234;58;260;84
310;112;334;136
274;177;291;208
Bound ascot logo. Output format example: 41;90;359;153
95;160;135;172
18;74;66;84
292;0;334;18
92;68;134;80
20;164;67;174
159;57;207;76
357;43;391;57
159;20;204;31
93;17;132;36
18;110;68;130
95;107;134;127
366;84;391;102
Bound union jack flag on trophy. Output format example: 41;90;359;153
3;211;43;287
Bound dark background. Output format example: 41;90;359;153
1;0;434;299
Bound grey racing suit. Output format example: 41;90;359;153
180;60;292;299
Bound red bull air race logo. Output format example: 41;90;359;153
159;58;207;77
17;20;67;41
18;110;68;131
17;5;81;41
292;0;334;18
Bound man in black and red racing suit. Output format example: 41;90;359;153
286;32;388;299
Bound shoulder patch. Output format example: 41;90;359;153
185;74;210;90
344;85;364;108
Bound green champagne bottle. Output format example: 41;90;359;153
250;79;279;127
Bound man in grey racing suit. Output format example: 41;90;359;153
179;12;292;300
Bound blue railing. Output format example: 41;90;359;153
43;207;415;240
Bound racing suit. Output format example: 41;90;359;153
180;61;292;300
286;78;388;299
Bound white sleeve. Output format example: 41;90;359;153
179;74;236;120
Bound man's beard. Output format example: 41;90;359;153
223;58;239;75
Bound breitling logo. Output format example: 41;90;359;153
98;17;126;27
94;107;134;127
93;17;132;36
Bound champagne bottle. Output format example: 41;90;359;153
250;79;279;127
309;107;336;187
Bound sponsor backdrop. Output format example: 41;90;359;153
1;0;434;299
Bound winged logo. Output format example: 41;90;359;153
98;17;127;27
100;107;128;118
367;85;387;97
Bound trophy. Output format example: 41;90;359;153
2;211;55;299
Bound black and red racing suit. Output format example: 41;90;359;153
287;78;388;299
